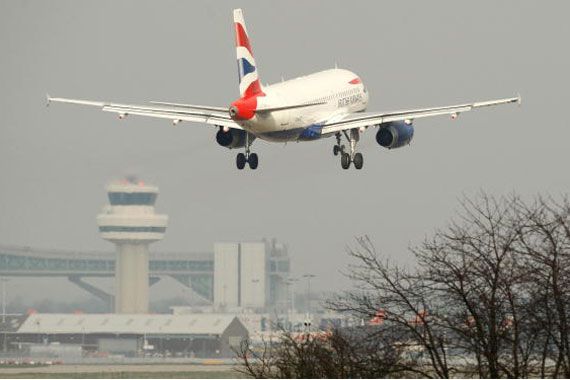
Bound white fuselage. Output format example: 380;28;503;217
237;68;369;142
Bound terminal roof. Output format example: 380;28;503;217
17;313;240;336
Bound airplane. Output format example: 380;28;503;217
48;8;521;170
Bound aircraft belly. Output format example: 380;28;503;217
247;111;310;142
258;129;303;142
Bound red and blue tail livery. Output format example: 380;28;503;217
234;9;263;98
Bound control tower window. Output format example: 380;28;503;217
108;192;157;205
99;226;166;233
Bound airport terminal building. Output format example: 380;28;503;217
0;238;291;313
0;178;292;360
0;178;291;314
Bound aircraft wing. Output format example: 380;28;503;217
320;95;521;135
47;96;241;130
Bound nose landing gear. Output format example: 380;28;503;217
236;133;259;170
248;153;259;169
236;153;247;169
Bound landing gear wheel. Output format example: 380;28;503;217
341;153;351;169
333;145;340;156
248;153;259;169
353;153;363;169
236;153;246;170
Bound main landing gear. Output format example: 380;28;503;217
333;130;364;170
236;133;258;170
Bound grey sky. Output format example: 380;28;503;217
1;1;569;302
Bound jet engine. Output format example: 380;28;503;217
375;121;414;149
216;128;253;149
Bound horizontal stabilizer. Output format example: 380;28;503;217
149;101;227;113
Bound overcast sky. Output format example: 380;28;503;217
1;1;569;303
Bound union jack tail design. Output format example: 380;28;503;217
234;9;263;98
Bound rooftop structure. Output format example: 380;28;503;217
214;239;290;311
0;246;213;302
18;313;240;336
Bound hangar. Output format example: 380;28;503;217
1;313;248;358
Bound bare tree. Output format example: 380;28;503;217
235;192;570;378
513;195;570;377
412;193;536;378
329;193;569;378
330;236;451;378
234;327;403;378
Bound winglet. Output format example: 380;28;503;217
517;93;522;106
46;93;51;107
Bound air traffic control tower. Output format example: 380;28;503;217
97;177;168;314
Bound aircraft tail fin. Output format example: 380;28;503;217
234;9;263;97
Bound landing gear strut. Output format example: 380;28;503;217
236;133;259;170
335;130;364;169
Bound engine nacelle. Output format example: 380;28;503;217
216;128;252;149
376;121;414;149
